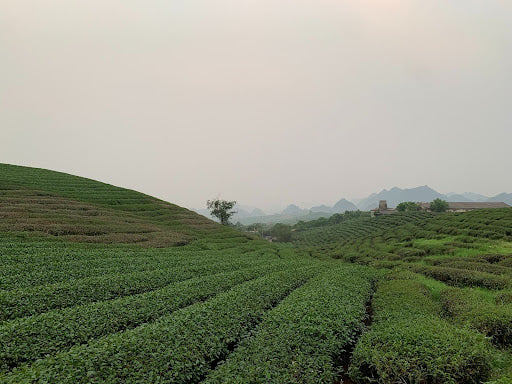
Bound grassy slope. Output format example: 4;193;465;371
0;164;336;381
292;211;433;247
0;163;229;246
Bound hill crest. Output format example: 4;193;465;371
0;163;227;247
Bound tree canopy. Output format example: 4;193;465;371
396;201;421;212
206;199;237;225
271;223;292;242
430;198;449;212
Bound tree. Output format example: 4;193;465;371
397;201;421;212
271;223;292;242
430;198;449;213
206;199;237;225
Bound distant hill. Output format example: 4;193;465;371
310;205;333;213
487;193;512;206
355;186;444;211
231;205;267;222
444;193;473;202
193;186;510;226
332;198;359;213
310;199;358;214
461;192;490;202
446;192;487;202
236;200;361;225
282;204;307;215
353;186;510;211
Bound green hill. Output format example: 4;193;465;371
0;163;226;246
292;211;433;247
1;164;512;383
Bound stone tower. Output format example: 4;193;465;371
379;200;388;211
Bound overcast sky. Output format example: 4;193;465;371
1;1;511;211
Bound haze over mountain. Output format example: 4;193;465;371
194;203;267;223
194;186;511;225
311;199;359;214
488;193;512;207
3;1;511;212
354;186;512;211
451;192;490;202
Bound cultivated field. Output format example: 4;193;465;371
1;163;512;383
294;209;512;383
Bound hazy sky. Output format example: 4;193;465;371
2;1;511;211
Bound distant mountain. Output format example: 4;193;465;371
487;193;512;206
194;203;267;223
332;198;358;213
194;208;214;219
310;205;333;213
444;194;473;202
355;186;444;211
354;186;511;211
447;192;489;202
231;204;268;222
465;192;491;202
308;199;358;214
282;204;306;215
194;187;510;226
251;208;266;216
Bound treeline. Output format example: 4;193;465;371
294;210;369;230
236;211;370;243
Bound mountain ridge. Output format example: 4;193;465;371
193;186;510;225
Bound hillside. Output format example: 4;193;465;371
0;164;387;384
0;163;225;247
2;164;512;383
292;211;433;246
295;208;512;382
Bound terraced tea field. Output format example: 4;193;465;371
296;207;512;383
0;233;380;383
0;165;378;383
2;163;512;383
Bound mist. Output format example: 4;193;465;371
2;0;511;211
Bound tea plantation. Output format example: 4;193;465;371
1;163;512;383
294;208;512;383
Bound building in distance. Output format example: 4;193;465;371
372;200;509;216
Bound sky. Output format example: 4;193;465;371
1;0;511;212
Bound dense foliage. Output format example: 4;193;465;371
396;201;421;212
5;268;320;383
204;264;380;383
292;211;432;246
430;198;449;212
293;210;369;230
350;274;492;383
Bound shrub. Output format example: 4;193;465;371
440;261;511;275
441;288;512;347
495;290;512;305
498;257;512;268
203;265;379;383
430;198;449;212
409;264;509;290
350;278;492;383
